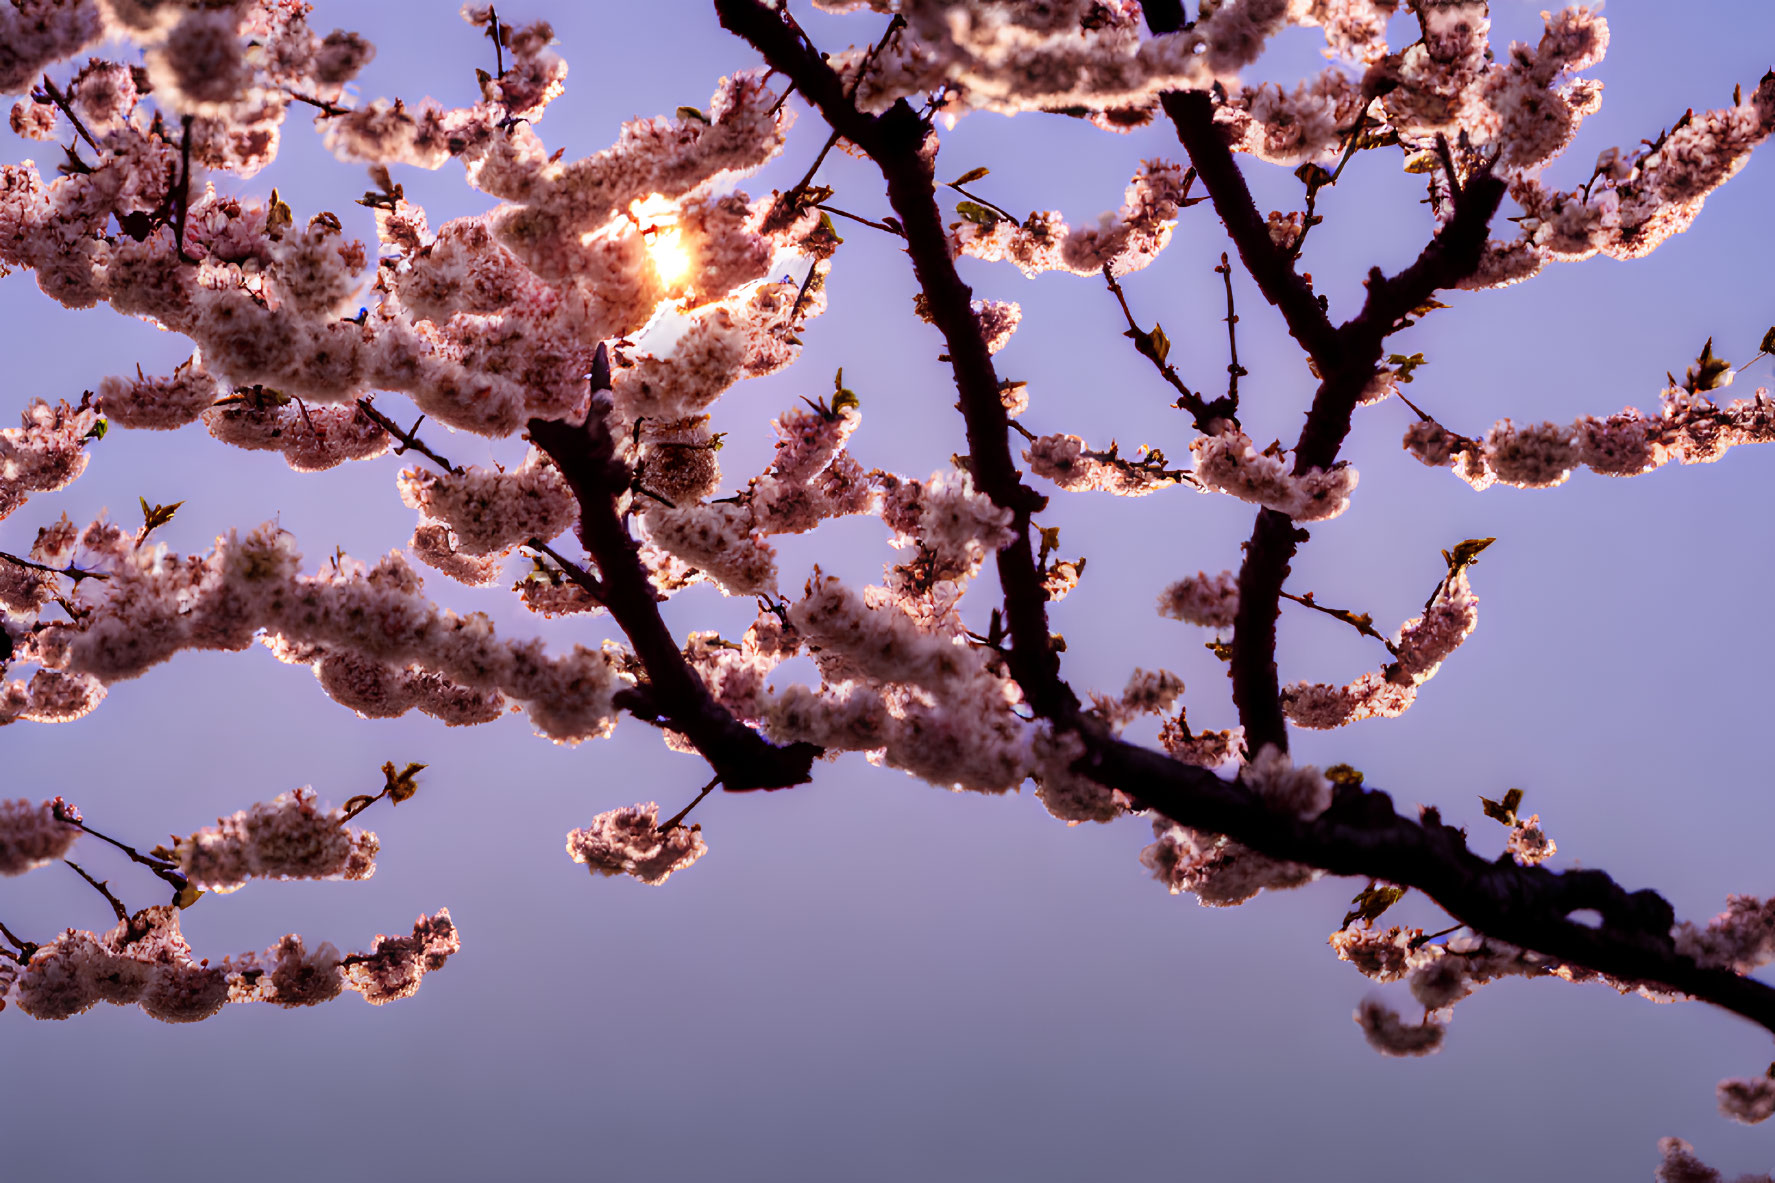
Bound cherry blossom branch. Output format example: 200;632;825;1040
1078;734;1775;1039
1144;38;1506;753
716;0;1074;721
691;0;1775;1046
1153;88;1341;366
528;346;819;791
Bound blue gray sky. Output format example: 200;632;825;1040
4;3;1774;1179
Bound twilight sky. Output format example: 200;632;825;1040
4;3;1775;1179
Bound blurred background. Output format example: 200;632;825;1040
3;2;1774;1179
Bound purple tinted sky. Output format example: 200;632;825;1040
4;3;1774;1179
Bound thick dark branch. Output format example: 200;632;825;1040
718;0;1075;721
1157;89;1342;368
528;347;818;791
1297;168;1505;472
1080;733;1775;1038
718;0;1775;1044
1228;509;1305;753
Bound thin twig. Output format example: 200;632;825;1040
658;776;721;834
524;537;606;602
1102;263;1227;431
1290;97;1378;260
284;89;350;117
946;182;1018;224
0;551;108;584
51;800;191;902
815;202;904;236
39;74;101;154
64;860;129;925
1279;589;1398;655
357;398;462;473
1215;253;1248;408
0;919;38;964
784;258;822;330
488;5;506;78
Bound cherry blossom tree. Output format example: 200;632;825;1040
1;1;1772;1175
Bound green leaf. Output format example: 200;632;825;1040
1204;638;1234;663
1402;150;1440;174
831;368;860;414
83;418;108;441
1148;323;1171;365
1123;323;1171;368
1684;337;1733;392
1479;787;1524;826
1342;882;1407;929
1293;162;1333;192
380;760;427;805
1443;536;1496;573
954;200;1002;226
138;497;184;539
174;883;204;910
265;188;293;240
1386;352;1428;384
1760;326;1775;357
676;105;711;125
1325;764;1364;788
949;166;991;186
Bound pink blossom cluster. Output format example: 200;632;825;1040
0;797;80;876
2;903;455;1022
951;161;1193;278
399;448;577;558
1157;569;1239;629
338;909;459;1006
1404;386;1775;491
1672;896;1775;975
4;519;619;742
1281;570;1479;731
828;0;1267;120
1139;816;1321;907
1329;924;1444;984
1655;1137;1775;1182
1024;432;1183;496
1190;428;1357;521
1465;72;1775;290
565;802;707;886
170;787;380;893
0;399;99;524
